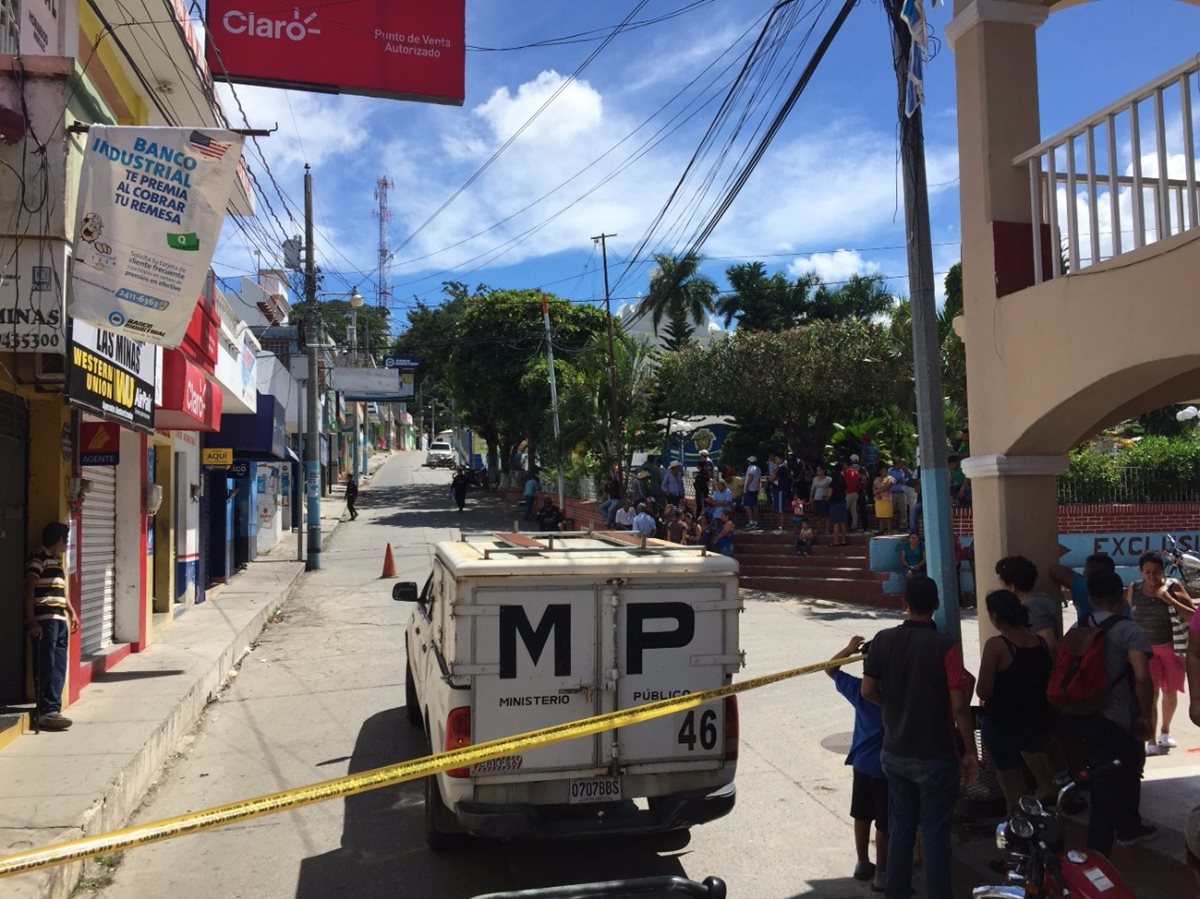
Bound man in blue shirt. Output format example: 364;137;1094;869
828;635;888;892
631;504;657;537
1049;552;1118;624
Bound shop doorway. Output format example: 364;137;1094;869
0;393;28;704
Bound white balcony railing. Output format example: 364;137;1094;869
1014;55;1200;284
0;1;17;55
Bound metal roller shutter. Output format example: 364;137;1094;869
79;464;117;657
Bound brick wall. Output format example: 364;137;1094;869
951;503;1200;536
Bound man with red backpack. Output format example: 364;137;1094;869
1055;570;1155;855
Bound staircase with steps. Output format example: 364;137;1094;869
734;530;900;609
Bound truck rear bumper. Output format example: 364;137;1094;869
455;782;735;840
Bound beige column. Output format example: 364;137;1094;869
947;0;1049;454
961;455;1067;647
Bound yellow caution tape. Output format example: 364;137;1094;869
0;652;865;879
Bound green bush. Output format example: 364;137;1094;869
1059;434;1200;502
1058;449;1119;502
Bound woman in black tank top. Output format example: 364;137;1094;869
976;590;1056;810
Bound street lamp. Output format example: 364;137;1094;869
349;287;363;363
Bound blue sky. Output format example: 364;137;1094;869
210;0;1200;333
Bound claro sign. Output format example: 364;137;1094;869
205;0;465;105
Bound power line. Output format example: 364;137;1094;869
374;0;653;282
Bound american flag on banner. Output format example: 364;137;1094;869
189;130;232;160
900;0;942;117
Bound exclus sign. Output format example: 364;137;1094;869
205;0;465;105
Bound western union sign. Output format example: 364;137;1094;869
66;320;155;432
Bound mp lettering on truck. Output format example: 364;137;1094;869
498;601;696;678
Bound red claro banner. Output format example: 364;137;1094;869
205;0;465;105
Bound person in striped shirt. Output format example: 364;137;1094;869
24;522;76;730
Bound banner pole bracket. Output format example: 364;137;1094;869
66;123;276;137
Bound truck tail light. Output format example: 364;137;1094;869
445;706;472;777
724;696;739;762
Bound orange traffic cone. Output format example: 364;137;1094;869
381;543;398;579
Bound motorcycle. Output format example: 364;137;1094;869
974;762;1135;899
1163;534;1200;591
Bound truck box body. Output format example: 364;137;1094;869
405;533;742;841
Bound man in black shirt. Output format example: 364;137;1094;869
771;453;792;524
862;576;977;899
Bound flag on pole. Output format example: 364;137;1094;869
900;0;942;117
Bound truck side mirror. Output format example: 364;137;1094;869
392;582;419;602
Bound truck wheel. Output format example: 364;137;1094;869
404;657;421;727
424;757;467;851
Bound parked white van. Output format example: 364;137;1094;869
396;530;743;848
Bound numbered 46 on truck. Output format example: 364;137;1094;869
395;530;744;849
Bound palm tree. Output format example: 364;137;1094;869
641;252;718;345
717;261;809;331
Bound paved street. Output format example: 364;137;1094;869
82;451;907;898
69;450;1200;899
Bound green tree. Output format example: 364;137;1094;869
658;320;900;461
319;300;391;362
642;252;718;344
805;273;895;323
441;289;606;472
717;262;815;332
940;263;968;415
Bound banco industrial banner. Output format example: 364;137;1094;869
69;126;245;348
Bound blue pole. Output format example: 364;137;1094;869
304;166;321;571
922;471;960;640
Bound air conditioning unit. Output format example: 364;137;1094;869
35;350;66;383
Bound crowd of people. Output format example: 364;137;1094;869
578;431;973;565
827;547;1200;898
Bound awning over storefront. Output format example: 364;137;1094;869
157;350;222;431
212;287;258;415
205;394;287;460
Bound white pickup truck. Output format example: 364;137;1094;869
395;531;743;849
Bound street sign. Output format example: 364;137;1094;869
203;448;233;467
383;355;421;369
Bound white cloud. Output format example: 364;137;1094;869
378;73;959;297
214;84;373;168
786;249;881;283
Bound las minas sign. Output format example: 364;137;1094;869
205;0;466;105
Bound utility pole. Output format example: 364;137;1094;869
592;233;622;488
884;0;959;638
541;293;566;509
296;378;304;563
304;165;322;571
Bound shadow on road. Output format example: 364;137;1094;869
295;706;690;898
359;482;523;533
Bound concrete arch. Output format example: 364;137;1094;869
962;228;1200;458
1010;360;1200;456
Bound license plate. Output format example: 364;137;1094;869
568;776;622;804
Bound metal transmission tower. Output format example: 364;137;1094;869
372;177;394;345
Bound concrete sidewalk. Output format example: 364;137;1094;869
0;452;392;899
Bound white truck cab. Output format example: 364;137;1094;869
396;531;743;848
